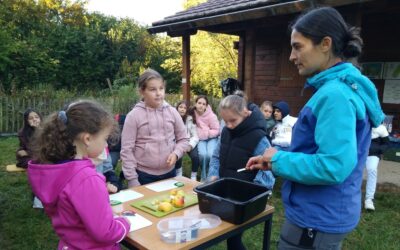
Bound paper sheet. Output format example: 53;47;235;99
109;190;143;203
124;214;153;232
145;180;179;192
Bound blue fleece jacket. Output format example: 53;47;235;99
271;63;384;233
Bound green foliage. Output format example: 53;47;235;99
0;0;241;99
163;0;239;97
0;0;181;94
190;31;239;97
109;85;140;114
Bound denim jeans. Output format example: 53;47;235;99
365;155;380;200
198;138;218;181
175;145;200;173
109;151;120;169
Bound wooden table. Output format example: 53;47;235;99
115;176;274;250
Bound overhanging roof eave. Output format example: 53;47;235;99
148;0;375;35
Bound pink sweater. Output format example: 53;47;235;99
28;159;130;250
195;105;220;140
121;101;189;186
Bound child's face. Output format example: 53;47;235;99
274;109;283;121
177;103;187;117
86;127;111;159
28;112;41;127
140;78;165;109
195;98;207;114
220;108;248;130
261;105;273;119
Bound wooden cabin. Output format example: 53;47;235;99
149;0;400;131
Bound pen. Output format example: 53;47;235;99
121;210;136;216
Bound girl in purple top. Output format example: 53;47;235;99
28;101;130;250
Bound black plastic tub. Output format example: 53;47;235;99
194;178;271;224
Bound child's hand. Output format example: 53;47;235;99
209;176;218;182
17;150;28;157
107;183;118;193
166;153;177;167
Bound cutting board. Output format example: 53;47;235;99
130;191;198;217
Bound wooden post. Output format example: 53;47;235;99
244;29;256;101
237;36;245;90
182;34;191;103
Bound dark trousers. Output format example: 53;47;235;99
227;233;246;250
278;220;347;250
175;146;200;173
137;168;176;185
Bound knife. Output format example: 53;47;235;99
142;204;158;212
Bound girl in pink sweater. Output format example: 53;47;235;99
192;95;220;181
28;101;130;250
121;69;189;187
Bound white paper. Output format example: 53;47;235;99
109;190;143;203
145;180;179;192
124;214;152;232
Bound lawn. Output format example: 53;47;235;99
1;136;399;250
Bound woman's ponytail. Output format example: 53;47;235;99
343;27;363;59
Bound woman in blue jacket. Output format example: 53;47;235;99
246;7;384;249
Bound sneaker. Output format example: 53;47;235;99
33;196;43;209
190;172;197;181
365;199;375;211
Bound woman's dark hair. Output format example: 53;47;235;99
193;95;209;121
176;100;189;123
138;68;164;91
195;95;209;106
20;108;42;140
291;7;363;60
31;100;116;164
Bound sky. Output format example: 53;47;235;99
86;0;185;25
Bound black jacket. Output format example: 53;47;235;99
219;103;267;181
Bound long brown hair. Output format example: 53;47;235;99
138;68;164;91
31;100;116;164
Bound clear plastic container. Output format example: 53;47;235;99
157;214;221;243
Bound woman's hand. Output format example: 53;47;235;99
246;147;278;170
166;153;178;167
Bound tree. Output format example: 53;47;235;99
162;0;239;97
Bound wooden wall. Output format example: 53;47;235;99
243;21;311;117
241;4;400;131
361;10;400;131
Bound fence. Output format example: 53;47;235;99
0;94;221;135
0;96;136;135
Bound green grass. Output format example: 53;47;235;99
1;136;399;249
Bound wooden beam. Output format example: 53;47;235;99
182;34;191;103
237;36;245;89
244;29;256;101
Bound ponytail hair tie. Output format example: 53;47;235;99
58;110;68;125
